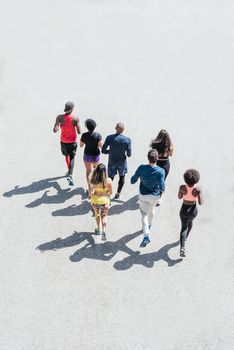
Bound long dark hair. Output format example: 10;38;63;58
90;163;107;188
150;129;172;154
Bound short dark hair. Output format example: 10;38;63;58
64;101;74;113
85;119;96;132
183;169;200;185
148;149;158;163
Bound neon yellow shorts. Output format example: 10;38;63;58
91;195;110;206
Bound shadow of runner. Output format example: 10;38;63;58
36;231;95;252
26;187;86;208
113;241;182;270
52;200;92;216
3;176;65;197
108;195;139;215
70;230;142;262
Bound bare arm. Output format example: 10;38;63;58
98;140;103;150
75;118;81;134
53;116;61;133
169;143;174;157
108;179;113;196
196;186;204;205
90;183;94;195
178;185;186;199
80;141;84;148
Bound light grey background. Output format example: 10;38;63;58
0;0;234;349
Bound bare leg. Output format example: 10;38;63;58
92;205;101;232
100;205;109;240
84;162;92;195
65;155;70;171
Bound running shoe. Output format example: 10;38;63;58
95;228;101;235
65;171;70;177
101;232;107;241
140;236;150;248
114;193;120;200
180;248;186;257
67;175;74;186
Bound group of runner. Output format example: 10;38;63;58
53;102;204;257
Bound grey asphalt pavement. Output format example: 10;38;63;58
0;1;234;349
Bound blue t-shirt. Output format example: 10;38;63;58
131;164;165;196
102;133;132;165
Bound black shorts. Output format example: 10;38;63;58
60;142;77;157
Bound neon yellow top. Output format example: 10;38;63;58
90;184;110;206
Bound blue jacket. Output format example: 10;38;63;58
131;164;165;196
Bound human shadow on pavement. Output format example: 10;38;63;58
51;199;92;217
70;230;142;262
26;187;86;208
36;231;95;252
3;176;65;197
108;195;139;215
113;241;182;270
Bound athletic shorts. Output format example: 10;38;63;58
60;142;77;157
108;162;127;178
83;153;100;163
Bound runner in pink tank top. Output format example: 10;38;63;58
178;169;204;258
53;102;81;185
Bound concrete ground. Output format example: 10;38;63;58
1;1;234;349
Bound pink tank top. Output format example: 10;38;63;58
60;114;77;143
183;185;197;202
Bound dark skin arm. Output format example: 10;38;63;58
178;185;186;199
193;186;204;205
178;184;204;205
53;115;61;133
73;118;81;134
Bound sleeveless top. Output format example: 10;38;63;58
91;183;110;206
60;114;77;143
152;141;170;159
182;185;197;202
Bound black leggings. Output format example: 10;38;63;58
180;203;198;249
111;175;125;194
157;159;170;180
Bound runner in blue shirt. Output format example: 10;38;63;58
102;123;132;199
131;149;165;247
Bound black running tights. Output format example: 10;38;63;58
180;203;198;249
111;175;125;194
